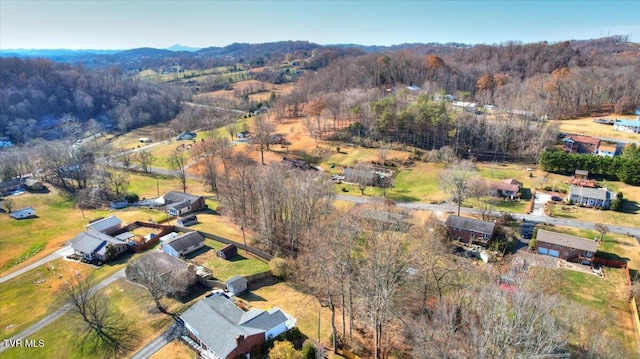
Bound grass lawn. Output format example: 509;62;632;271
552;114;640;142
558;268;637;355
0;256;129;339
2;278;185;359
242;282;337;346
150;339;195;359
190;239;270;281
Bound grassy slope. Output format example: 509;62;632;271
552;114;640;142
2;278;184;359
0;256;130;339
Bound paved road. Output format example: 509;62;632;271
181;101;246;114
129;322;185;359
0;245;73;284
0;269;126;353
333;194;640;238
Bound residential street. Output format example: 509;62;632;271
129;322;185;359
0;269;126;353
333;194;640;238
0;245;73;284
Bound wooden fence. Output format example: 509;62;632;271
631;296;640;352
593;256;628;268
176;226;273;262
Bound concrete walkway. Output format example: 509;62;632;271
0;269;126;353
129;322;185;359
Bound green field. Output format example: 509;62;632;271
2;278;183;359
193;239;270;281
0;257;129;339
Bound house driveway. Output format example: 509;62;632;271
0;245;73;284
531;192;551;216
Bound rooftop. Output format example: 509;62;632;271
445;215;495;234
536;229;597;252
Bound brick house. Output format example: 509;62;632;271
445;215;496;247
179;294;296;359
562;135;600;154
535;229;597;265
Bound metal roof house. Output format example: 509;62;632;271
85;216;123;235
9;207;36;219
71;230;128;262
613;119;640;134
179;294;296;359
163;231;205;258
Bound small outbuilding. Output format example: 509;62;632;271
9;207;36;219
225;275;248;296
217;244;238;260
177;215;198;227
163;231;205;258
25;178;44;191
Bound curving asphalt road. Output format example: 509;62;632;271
333;194;640;238
0;269;126;353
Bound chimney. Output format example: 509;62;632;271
235;335;244;346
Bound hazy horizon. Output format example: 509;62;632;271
1;0;639;50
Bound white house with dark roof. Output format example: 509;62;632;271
163;231;205;258
568;185;617;209
71;230;128;262
162;191;206;216
179;294;296;359
85;215;123;235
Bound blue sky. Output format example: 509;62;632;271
1;0;639;50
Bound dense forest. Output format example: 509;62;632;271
1;36;638;148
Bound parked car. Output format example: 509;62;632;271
551;196;562;202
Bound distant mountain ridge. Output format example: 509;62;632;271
166;44;201;52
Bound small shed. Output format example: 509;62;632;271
10;207;36;219
217;244;238;260
237;130;251;139
226;275;248;296
177;215;198;227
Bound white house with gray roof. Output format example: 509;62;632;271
71;230;128;262
85;215;123;235
179;294;296;359
162;231;205;258
568;185;617;209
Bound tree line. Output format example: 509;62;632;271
539;144;640;185
0;57;185;143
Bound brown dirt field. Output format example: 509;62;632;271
199;80;293;102
552;114;639;142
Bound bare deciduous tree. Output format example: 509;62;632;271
168;149;189;193
137;149;154;174
107;170;129;199
60;274;132;357
594;223;609;241
252;115;276;165
439;160;476;216
125;253;191;314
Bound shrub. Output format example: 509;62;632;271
270;257;288;278
124;192;139;203
301;342;317;359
